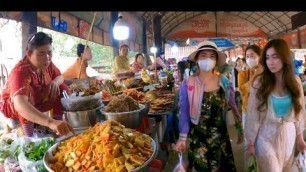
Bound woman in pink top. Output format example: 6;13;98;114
175;41;241;171
131;53;145;73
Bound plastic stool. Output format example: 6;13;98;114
148;159;163;172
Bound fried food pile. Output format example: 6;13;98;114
123;78;146;89
104;80;126;94
82;86;101;97
149;94;175;114
123;78;134;88
49;120;154;172
103;95;140;113
122;89;149;103
102;89;114;102
145;91;159;101
69;82;85;93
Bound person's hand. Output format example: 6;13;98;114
46;81;60;101
297;137;306;152
48;119;75;136
175;140;187;153
246;144;255;157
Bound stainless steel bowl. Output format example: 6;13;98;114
63;106;103;128
101;104;145;129
43;131;157;172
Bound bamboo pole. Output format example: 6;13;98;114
78;12;97;79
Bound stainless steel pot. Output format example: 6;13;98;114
101;104;145;129
63;106;103;128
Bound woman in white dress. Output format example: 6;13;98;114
245;39;306;171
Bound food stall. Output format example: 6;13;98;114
0;66;177;171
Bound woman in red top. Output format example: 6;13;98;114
0;32;74;137
131;53;145;73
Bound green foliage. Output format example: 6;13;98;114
234;121;243;134
13;145;21;159
0;138;14;163
24;138;55;161
0;147;10;163
36;164;48;172
248;155;257;172
128;51;138;64
37;27;114;74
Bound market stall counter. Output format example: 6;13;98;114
0;120;159;172
147;90;177;143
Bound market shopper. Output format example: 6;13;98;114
245;39;306;171
216;52;233;78
233;57;247;87
175;41;241;171
232;57;246;112
233;57;247;92
150;51;168;71
238;44;263;128
0;32;75;137
177;60;190;83
62;43;92;79
131;53;145;73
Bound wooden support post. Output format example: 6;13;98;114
153;15;162;53
111;12;119;57
21;11;37;57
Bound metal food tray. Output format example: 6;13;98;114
43;131;157;172
148;111;172;116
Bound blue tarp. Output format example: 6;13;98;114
209;38;235;48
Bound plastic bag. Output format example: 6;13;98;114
173;152;186;172
296;151;306;172
17;136;55;172
0;111;20;129
61;91;102;111
4;157;20;172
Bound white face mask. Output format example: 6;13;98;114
246;58;258;68
198;59;216;71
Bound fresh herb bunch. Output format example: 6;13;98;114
0;148;10;163
248;155;257;172
0;138;14;163
234;122;243;134
36;164;48;172
13;145;21;159
24;138;55;161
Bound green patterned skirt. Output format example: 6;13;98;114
188;89;236;172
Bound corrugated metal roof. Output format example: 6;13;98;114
136;11;300;44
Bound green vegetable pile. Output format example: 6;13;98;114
36;164;49;172
24;138;55;161
0;138;14;163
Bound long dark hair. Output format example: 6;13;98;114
134;53;144;62
235;57;246;67
253;39;302;117
177;61;189;82
245;44;262;58
77;43;90;57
